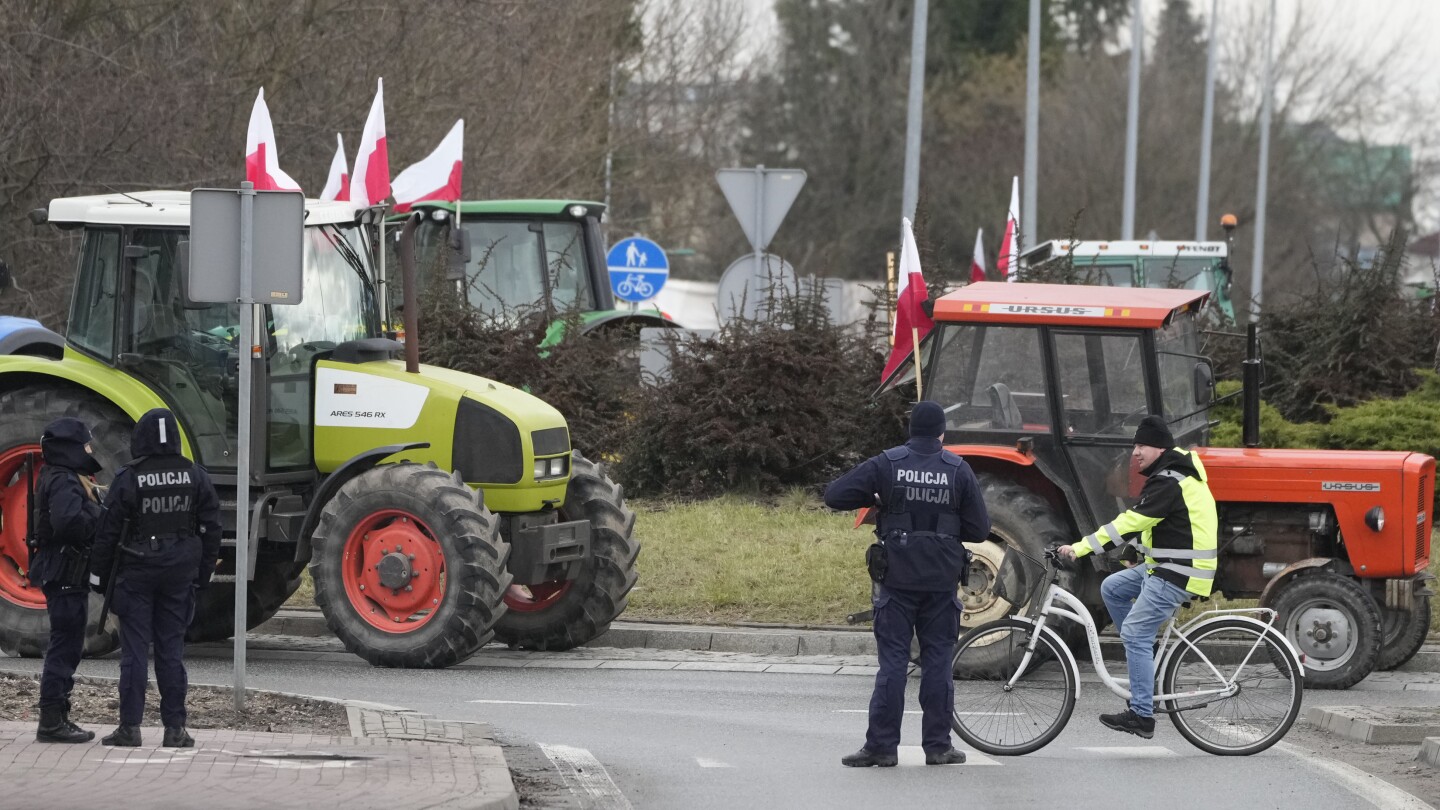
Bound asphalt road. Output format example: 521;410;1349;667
4;644;1437;810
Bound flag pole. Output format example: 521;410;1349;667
886;251;897;345
911;325;923;400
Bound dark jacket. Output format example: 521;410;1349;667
31;421;104;587
90;409;222;588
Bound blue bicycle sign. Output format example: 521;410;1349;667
606;237;668;303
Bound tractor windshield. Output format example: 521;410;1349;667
1142;258;1214;292
927;325;1052;433
414;218;595;321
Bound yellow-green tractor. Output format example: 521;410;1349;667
0;191;639;667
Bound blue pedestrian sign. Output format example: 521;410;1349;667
606;237;669;303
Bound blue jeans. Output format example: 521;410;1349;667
1100;566;1192;717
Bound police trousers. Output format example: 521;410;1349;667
113;555;197;728
865;585;962;755
39;583;88;709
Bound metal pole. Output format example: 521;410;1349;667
603;62;616;243
377;216;388;324
234;181;254;712
1195;0;1219;240
900;0;929;228
1122;0;1142;241
753;164;765;289
1022;0;1041;251
1252;0;1275;321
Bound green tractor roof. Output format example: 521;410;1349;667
406;199;606;217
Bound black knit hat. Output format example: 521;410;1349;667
909;401;946;438
1133;415;1175;449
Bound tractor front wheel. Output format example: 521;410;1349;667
1272;572;1382;689
309;463;510;668
494;451;638;651
0;386;128;658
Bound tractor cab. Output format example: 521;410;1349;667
1019;239;1236;323
395;200;675;343
921;282;1214;532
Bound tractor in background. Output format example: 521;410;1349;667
895;281;1432;688
0;190;639;666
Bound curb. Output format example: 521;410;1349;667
1304;705;1440;745
1420;737;1440;769
0;668;518;810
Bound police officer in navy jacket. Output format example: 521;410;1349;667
825;400;990;767
90;408;221;748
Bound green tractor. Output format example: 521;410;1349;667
0;190;639;666
396;200;678;344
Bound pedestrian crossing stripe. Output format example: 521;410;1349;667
886;745;1181;766
897;747;1001;766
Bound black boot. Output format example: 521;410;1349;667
36;705;94;744
101;725;142;747
925;747;967;765
61;700;94;741
162;727;194;748
841;747;898;768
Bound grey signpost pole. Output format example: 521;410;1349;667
234;182;254;712
1252;0;1276;321
1122;0;1142;241
1022;0;1040;251
1195;0;1219;240
901;0;928;231
753;164;765;286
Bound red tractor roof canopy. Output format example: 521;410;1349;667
933;281;1211;328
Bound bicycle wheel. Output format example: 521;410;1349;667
1161;618;1303;756
951;619;1077;756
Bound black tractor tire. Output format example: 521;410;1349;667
309;463;509;668
1376;596;1431;671
494;451;639;651
954;475;1081;676
0;386;129;658
184;561;306;643
1272;572;1382;690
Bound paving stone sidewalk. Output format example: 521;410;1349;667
0;695;517;810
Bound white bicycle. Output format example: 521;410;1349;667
950;547;1305;756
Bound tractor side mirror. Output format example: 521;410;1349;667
1193;361;1214;407
173;240;209;310
446;226;471;282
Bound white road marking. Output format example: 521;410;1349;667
540;743;633;810
1075;746;1178;758
695;757;734;768
896;746;1001;767
468;699;582;706
834;709;921;715
1276;741;1436;810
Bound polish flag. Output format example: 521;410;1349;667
392;119;464;213
244;88;301;192
881;218;935;382
995;176;1021;282
350;78;390;208
320;134;350;202
969;228;987;283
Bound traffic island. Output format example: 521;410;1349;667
1305;705;1440;745
1419;737;1440;769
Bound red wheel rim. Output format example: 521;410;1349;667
340;508;446;633
0;445;45;609
504;579;572;613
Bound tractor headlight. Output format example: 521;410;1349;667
534;460;547;479
534;456;569;480
1365;506;1385;532
568;204;588;218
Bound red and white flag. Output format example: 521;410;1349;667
320;134;350;202
995;176;1021;282
350;78;390;208
392;119;464;213
881;217;936;382
969;228;987;283
244;88;301;192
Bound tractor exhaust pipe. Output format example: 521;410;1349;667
398;212;422;374
1242;322;1261;448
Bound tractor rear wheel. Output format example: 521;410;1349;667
0;386;128;658
954;475;1080;676
184;561;306;643
494;451;638;651
1272;572;1382;689
309;463;510;668
1376;596;1431;671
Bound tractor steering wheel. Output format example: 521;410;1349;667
1099;406;1150;436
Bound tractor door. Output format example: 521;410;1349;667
1048;329;1154;519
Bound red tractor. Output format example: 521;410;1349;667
899;281;1433;688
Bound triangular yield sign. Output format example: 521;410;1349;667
716;168;807;252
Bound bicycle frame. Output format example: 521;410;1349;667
1005;581;1300;708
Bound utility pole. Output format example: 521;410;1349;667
1195;0;1219;241
901;0;930;231
1022;0;1040;251
1252;0;1276;321
1121;0;1142;241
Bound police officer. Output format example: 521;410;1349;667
31;418;105;744
824;401;990;767
89;408;221;748
1058;415;1218;739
